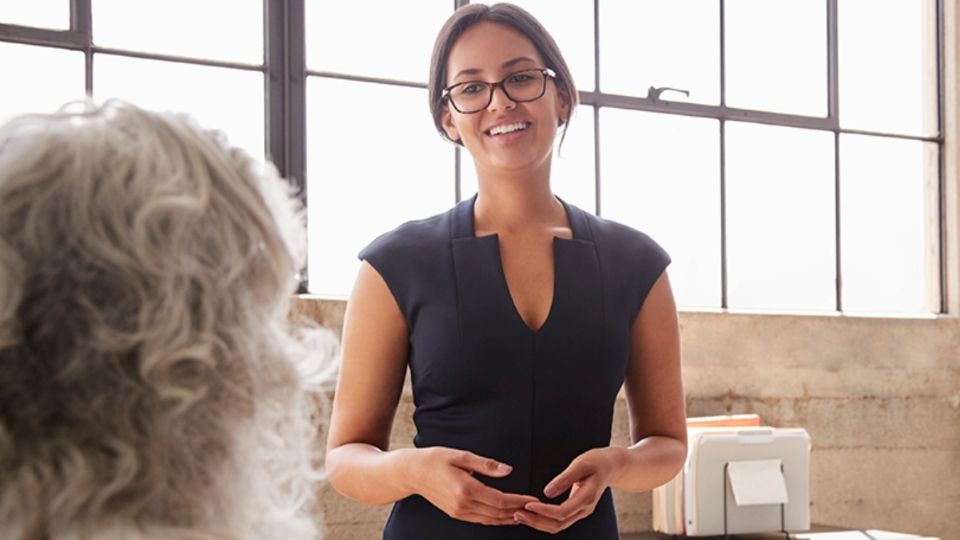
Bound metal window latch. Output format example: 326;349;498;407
646;86;690;103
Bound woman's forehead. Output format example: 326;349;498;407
446;21;544;80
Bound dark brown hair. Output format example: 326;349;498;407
428;3;579;147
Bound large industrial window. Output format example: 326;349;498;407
0;0;945;315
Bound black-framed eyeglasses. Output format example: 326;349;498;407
441;68;557;114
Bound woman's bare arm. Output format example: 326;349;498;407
325;262;537;523
325;261;411;504
610;269;687;491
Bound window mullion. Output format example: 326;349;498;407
0;23;85;48
719;0;728;308
593;0;601;216
264;0;306;199
71;0;91;38
827;0;841;311
826;0;839;123
71;0;93;94
286;0;306;203
935;0;946;313
265;0;307;292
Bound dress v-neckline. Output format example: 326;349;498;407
457;195;583;334
488;234;560;333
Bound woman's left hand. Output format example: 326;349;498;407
513;447;623;533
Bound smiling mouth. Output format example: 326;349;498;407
487;122;530;136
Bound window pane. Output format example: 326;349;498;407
92;0;262;64
725;0;827;116
840;135;937;313
726;123;835;311
0;43;85;124
460;105;595;213
94;55;264;159
601;0;719;104
305;0;450;83
0;0;69;30
306;78;454;297
600;110;721;308
473;0;595;91
839;0;938;136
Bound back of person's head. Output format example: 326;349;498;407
0;100;332;539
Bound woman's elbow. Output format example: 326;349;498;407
666;436;687;479
324;443;352;495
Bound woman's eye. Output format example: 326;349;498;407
508;73;534;84
461;83;487;95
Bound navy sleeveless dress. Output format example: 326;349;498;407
359;195;670;539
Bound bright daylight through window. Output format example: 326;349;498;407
0;0;944;315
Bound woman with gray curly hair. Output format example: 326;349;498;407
0;100;334;539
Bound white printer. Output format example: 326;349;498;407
654;416;811;537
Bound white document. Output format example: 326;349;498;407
792;530;940;540
727;459;789;506
792;533;873;540
864;531;940;540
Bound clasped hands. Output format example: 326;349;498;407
411;446;622;534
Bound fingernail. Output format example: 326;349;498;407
543;486;557;498
496;463;512;473
514;513;525;523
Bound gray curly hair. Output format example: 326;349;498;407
0;100;334;539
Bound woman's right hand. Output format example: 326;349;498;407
404;447;539;526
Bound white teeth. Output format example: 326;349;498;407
489;122;528;136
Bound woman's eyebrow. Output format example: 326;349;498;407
451;56;539;81
452;67;483;80
501;56;538;69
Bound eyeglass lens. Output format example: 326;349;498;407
448;70;547;113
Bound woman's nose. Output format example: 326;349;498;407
487;83;516;111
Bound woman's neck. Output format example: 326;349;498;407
473;164;566;234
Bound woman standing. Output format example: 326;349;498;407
326;4;687;538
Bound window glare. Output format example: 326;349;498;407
92;0;263;64
600;110;721;309
0;43;85;124
601;0;719;104
94;55;265;160
551;106;596;212
305;0;450;82
0;2;942;314
839;0;938;136
306;78;454;297
0;0;68;30
841;135;936;313
725;0;826;116
726;122;836;311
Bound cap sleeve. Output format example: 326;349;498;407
358;229;411;316
631;233;671;315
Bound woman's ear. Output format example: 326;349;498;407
441;107;461;143
556;91;571;127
